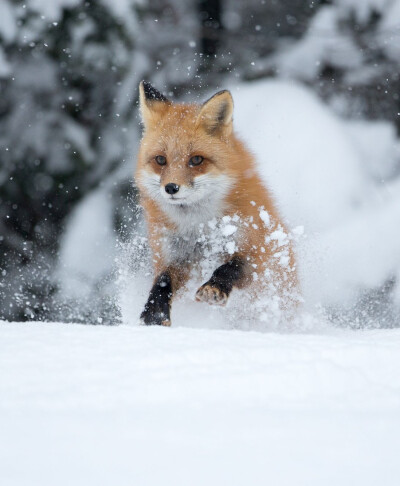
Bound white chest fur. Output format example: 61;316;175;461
161;205;241;270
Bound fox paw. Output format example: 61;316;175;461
195;284;228;306
140;309;171;327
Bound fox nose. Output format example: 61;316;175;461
165;183;180;195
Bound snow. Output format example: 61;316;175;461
377;0;400;62
28;0;81;21
0;1;16;43
230;79;400;317
0;47;11;78
345;119;400;181
337;0;392;25
1;321;400;486
27;0;81;21
271;6;363;81
259;209;271;227
225;240;236;255
102;0;144;21
301;180;400;308
56;187;116;300
221;223;237;236
233;80;371;232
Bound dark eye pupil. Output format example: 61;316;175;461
190;156;203;166
156;155;166;165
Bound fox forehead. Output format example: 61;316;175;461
143;103;198;135
141;106;220;159
142;133;194;158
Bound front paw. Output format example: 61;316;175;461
195;283;228;306
140;306;171;326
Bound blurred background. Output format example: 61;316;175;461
1;0;400;324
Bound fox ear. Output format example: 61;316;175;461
139;81;169;126
198;90;233;136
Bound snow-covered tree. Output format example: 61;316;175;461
0;0;144;319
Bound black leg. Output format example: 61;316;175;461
196;256;246;305
140;272;173;326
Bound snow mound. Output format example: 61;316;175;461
231;79;400;320
232;79;371;231
1;321;399;486
56;187;116;300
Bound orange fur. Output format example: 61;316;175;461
135;82;297;324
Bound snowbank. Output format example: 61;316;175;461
232;79;371;231
232;79;400;317
56;187;116;300
1;321;400;486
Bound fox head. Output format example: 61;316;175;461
136;81;243;212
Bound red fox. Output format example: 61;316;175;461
135;81;297;326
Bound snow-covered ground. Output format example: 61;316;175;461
1;321;400;486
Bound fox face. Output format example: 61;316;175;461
136;82;238;215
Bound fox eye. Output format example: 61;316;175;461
189;155;204;167
155;155;167;166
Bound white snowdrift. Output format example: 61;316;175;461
1;321;400;486
56;187;116;300
232;79;371;231
232;79;400;313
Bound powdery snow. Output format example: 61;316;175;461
56;187;116;300
0;2;16;43
232;79;371;232
1;321;400;486
230;79;400;316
